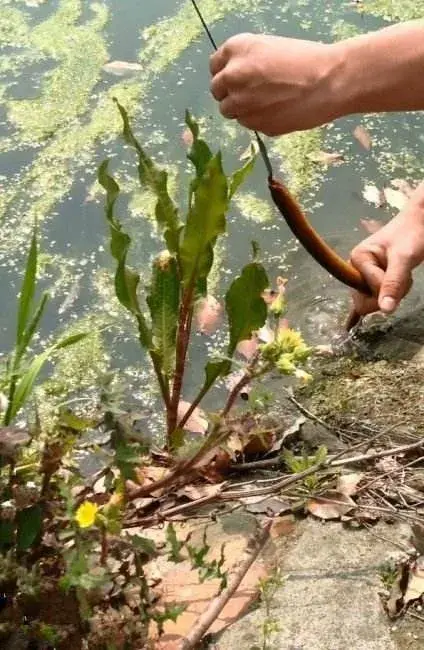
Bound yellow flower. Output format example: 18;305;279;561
75;501;98;529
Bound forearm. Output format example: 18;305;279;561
331;20;424;116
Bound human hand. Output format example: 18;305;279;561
350;194;424;316
209;33;343;136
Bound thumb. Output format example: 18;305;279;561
378;253;412;313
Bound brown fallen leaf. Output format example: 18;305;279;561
360;218;384;234
383;187;408;212
362;184;386;208
411;522;424;556
385;563;409;618
307;150;345;165
181;127;194;148
0;426;30;459
337;472;364;497
177;400;208;434
178;483;224;501
195;295;222;335
102;60;143;75
236;335;259;361
306;490;356;520
353;124;372;150
404;558;424;605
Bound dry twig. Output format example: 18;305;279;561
179;521;271;649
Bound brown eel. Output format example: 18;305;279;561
268;177;372;331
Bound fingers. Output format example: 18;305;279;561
378;251;413;313
350;243;386;297
210;47;229;76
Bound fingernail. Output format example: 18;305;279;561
380;296;397;313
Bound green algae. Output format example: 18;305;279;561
271;128;324;198
234;192;274;223
7;1;109;142
359;0;424;22
331;19;362;41
0;6;30;47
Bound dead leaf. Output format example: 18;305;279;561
385;563;409;618
181;127;194;148
411;522;424;556
267;417;305;454
0;427;30;459
307;150;345;165
102;60;143;75
244;496;291;516
237;335;259;361
177;401;208;434
353;125;372;150
383;187;408;212
337;473;364;497
404;559;424;605
362;184;386;208
360;218;384;234
306;490;355;520
178;483;224;501
195;295;222;335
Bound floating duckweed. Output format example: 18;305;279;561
271;128;324;198
359;0;424;21
234;192;274;223
331;19;362;41
0;6;30;47
8;1;109;141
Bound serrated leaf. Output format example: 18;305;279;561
98;159;151;349
146;252;179;377
166;523;184;563
225;263;268;356
16;504;43;551
229;145;256;199
114;98;181;253
180;153;228;288
7;333;88;422
128;534;157;557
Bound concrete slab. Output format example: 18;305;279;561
218;519;401;650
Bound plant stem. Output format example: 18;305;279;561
168;287;194;438
150;353;171;410
100;526;108;567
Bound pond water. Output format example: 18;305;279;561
1;0;424;433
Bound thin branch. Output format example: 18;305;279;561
180;521;272;650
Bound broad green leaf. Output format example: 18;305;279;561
8;333;88;422
185;110;213;182
229;145;257;199
114;98;181;253
16;230;37;347
226;263;269;356
180;153;228;288
15;292;49;367
146;252;180;377
98;160;151;349
58;411;97;431
16;504;42;551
